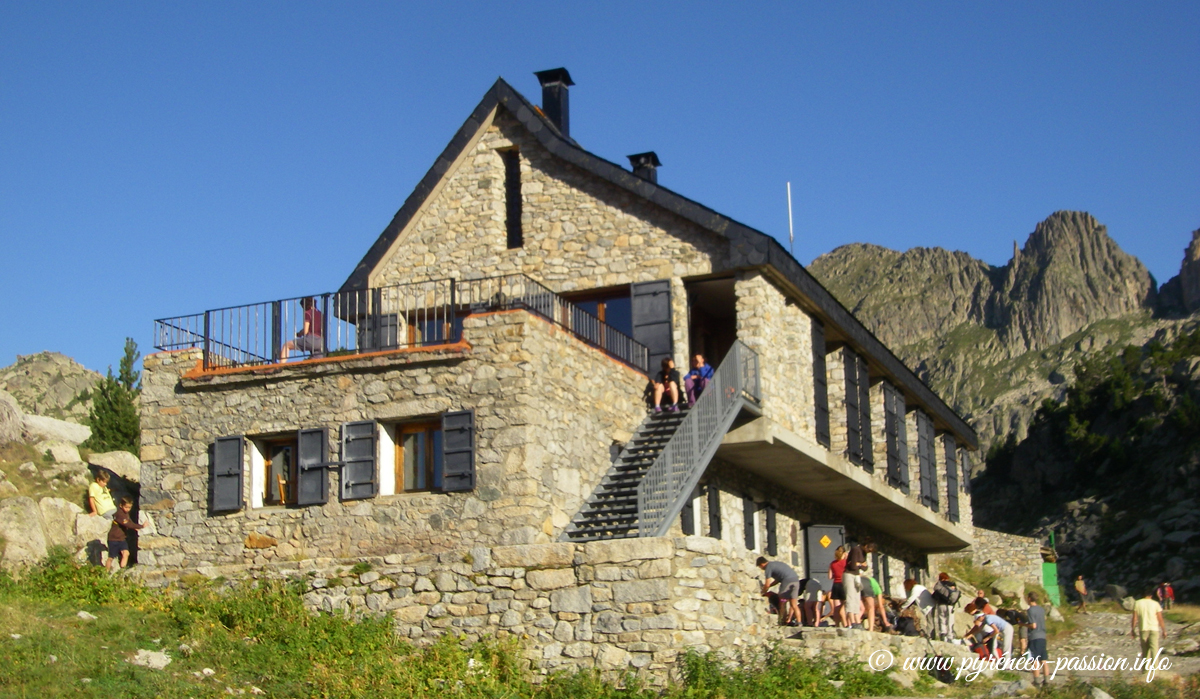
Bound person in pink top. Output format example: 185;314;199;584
829;546;848;627
282;297;324;360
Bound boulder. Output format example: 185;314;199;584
0;390;22;443
1121;596;1136;611
22;414;90;446
75;513;111;545
87;451;141;483
1048;605;1064;622
40;441;81;464
1105;584;1127;600
0;497;48;570
0;482;16;497
38;498;83;549
991;577;1025;599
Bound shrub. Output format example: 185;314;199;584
84;338;142;454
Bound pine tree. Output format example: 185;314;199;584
84;338;142;454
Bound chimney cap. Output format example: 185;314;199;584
534;68;575;87
627;152;662;169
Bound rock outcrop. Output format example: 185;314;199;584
0;496;48;569
0;351;100;421
1159;229;1200;315
22;414;91;445
0;391;20;444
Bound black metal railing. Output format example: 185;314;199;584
154;275;649;373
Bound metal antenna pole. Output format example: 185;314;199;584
786;181;795;257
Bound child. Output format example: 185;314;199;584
107;497;143;571
88;470;117;519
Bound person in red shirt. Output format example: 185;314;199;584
829;546;848;627
281;297;324;360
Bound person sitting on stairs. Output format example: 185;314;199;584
652;357;682;412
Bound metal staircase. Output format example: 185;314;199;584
564;341;761;542
565;408;690;542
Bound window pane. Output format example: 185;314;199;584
268;444;292;504
603;296;633;337
403;432;423;492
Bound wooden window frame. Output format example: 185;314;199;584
260;435;298;507
395;420;443;493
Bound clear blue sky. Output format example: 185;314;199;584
2;2;1197;373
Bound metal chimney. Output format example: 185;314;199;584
627;152;662;184
533;68;575;138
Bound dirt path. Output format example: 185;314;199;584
1050;610;1199;680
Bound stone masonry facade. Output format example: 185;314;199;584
138;311;646;568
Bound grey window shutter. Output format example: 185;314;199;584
884;384;907;492
341;421;377;500
812;320;830;447
742;497;756;550
843;348;861;464
765;505;777;556
680;493;695;536
857;354;873;470
706;486;722;539
295;428;329;506
210;436;244;512
944;436;959;523
441;410;475;492
959;447;973;494
630;280;673;372
916;412;938;512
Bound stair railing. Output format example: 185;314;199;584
636;341;761;538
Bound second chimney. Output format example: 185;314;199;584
627;152;662;183
533;68;575;138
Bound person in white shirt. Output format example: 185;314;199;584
900;579;935;634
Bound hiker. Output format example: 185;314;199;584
932;572;961;641
964;613;999;658
964;588;995;616
88;470;117;519
1025;592;1049;687
757;556;801;626
900;579;935;634
1157;581;1175;610
829;546;848;626
977;610;1014;658
683;354;713;406
107;496;144;572
801;576;826;626
651;357;682;412
1131;588;1167;660
1074;575;1089;613
862;573;892;632
843;539;874;629
281;297;324;360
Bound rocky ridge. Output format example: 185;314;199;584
809;211;1196;448
0;351;100;422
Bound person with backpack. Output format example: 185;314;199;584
932;572;961;641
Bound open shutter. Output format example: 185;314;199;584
857;354;873;470
706;485;722;539
341;421;377;500
944;436;959;523
843;348;861;464
441;410;475;492
959;447;973;494
765;505;778;556
295;428;329;506
630;280;673;372
210;436;244;512
680;487;697;536
884;383;910;493
812;320;830;447
742;497;757;551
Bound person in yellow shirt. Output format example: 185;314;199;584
1074;575;1089;613
88;470;116;519
1131;589;1167;659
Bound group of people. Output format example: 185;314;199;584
649;354;713;413
87;469;143;571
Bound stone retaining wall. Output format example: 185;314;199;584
141;535;790;675
967;527;1044;586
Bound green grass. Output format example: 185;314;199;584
0;551;1194;698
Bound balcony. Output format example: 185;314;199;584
154;275;650;373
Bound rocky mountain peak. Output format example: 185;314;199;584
991;211;1157;352
0;351;100;421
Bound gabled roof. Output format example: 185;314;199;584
340;78;978;450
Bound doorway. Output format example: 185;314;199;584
686;277;737;367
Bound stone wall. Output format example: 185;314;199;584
137;310;647;569
139;535;794;676
967;527;1044;586
733;271;817;443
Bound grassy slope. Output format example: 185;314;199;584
0;553;1195;698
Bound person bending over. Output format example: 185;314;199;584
758;556;802;626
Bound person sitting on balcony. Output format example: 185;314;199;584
652;357;682;412
684;353;714;406
281;297;324;360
